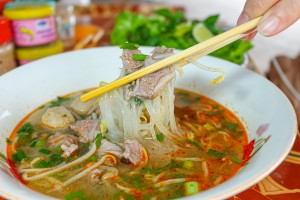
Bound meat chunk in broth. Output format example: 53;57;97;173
123;139;144;165
70;97;96;115
47;132;79;158
69;119;100;143
123;47;175;100
97;139;123;158
121;49;143;74
41;106;75;129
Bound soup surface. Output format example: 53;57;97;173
7;89;248;200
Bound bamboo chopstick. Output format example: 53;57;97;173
80;16;262;102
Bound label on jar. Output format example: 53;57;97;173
18;60;32;65
12;16;56;46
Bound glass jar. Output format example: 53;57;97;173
0;17;16;75
16;40;64;65
56;2;76;49
4;2;57;47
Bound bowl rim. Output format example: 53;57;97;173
0;46;297;200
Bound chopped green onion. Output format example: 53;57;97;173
6;138;11;144
185;181;199;196
183;161;194;169
34;160;52;168
65;190;85;200
208;149;225;159
212;105;219;109
226;123;239;131
30;140;38;147
186;139;202;148
18;122;33;138
12;150;28;162
207;110;224;116
156;133;164;142
203;123;214;131
119;42;139;50
133;98;143;106
231;157;242;164
100;121;107;134
133;54;148;61
50;154;63;161
95;133;102;148
56;146;63;155
49;96;70;108
35;139;45;147
87;155;98;162
39;149;51;155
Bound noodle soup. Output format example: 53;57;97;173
7;88;247;200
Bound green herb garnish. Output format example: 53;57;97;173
231;157;242;164
133;54;148;61
49;96;70;107
120;42;139;50
156;133;164;142
6;138;11;144
133;98;143;106
18;122;33;137
226;123;239;131
12;150;28;162
65;190;85;200
39;149;51;155
208;149;225;159
95;133;102;148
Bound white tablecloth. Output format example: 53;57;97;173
153;0;300;73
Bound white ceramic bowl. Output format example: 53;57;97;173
0;47;297;200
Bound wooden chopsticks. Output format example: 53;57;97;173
80;16;261;102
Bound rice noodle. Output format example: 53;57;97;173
174;157;204;162
22;144;97;181
115;183;135;194
154;178;187;187
202;161;209;178
152;171;167;183
62;155;115;187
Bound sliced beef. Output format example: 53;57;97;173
121;49;144;74
123;47;175;100
122;139;143;165
47;132;79;158
97;139;123;158
69;119;100;143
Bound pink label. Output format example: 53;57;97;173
12;16;56;46
19;60;32;65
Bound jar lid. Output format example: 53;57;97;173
16;41;64;60
4;3;54;20
0;17;13;44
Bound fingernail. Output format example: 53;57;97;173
259;16;280;36
237;13;249;25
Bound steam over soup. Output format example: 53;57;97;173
7;46;248;199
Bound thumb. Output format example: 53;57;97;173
258;0;300;36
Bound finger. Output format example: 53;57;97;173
237;0;280;25
258;0;300;36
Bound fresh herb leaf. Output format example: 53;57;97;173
156;133;164;142
231;157;242;164
95;133;102;148
207;110;224;116
39;149;51;155
12;150;28;162
18;122;33;137
87;155;98;162
30;140;38;147
212;105;219;109
120;42;139;50
50;154;63;161
186;139;202;148
49;96;70;108
226;123;239;131
133;98;143;106
56;146;63;155
208;149;225;159
65;190;85;200
35;139;45;147
133;54;148;61
6;138;11;144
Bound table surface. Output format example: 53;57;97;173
1;2;299;200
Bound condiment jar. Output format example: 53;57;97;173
56;2;76;49
16;41;64;65
4;2;57;47
0;17;16;75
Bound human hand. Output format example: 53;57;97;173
237;0;300;40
